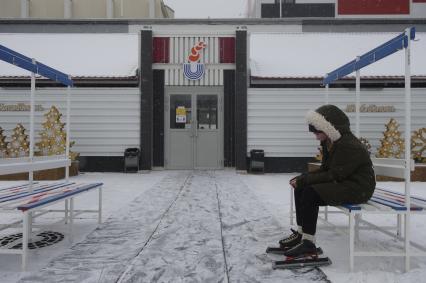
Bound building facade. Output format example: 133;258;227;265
1;19;426;172
251;0;426;18
0;0;173;19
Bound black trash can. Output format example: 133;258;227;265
249;149;265;173
124;148;140;173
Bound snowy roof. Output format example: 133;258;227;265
0;33;138;77
1;32;425;79
250;32;426;79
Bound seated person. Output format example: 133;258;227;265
280;104;376;257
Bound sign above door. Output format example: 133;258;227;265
183;42;207;81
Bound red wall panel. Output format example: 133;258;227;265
152;37;169;63
219;37;235;64
338;0;409;15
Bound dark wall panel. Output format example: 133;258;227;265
338;0;409;15
219;37;236;63
140;30;153;170
153;70;165;167
77;156;314;173
79;156;123;172
224;70;235;167
235;30;247;170
153;37;169;63
262;3;335;18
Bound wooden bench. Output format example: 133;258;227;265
290;157;424;271
0;181;103;270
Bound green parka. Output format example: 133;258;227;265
296;105;376;205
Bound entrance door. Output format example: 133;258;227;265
165;87;223;169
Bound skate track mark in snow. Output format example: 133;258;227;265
215;170;331;282
19;171;331;282
18;171;191;283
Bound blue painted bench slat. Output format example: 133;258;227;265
0;182;74;203
17;182;103;211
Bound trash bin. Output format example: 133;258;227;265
124;148;140;173
249;149;264;173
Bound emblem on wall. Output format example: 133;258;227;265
183;42;207;80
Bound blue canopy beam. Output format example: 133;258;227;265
323;27;415;86
0;44;73;86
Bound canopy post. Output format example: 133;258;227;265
325;84;329;104
29;59;35;191
66;82;71;180
404;27;412;272
355;56;361;138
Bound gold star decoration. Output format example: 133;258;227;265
36;106;79;161
6;123;29;158
411;128;426;163
376;118;405;158
0;127;8;158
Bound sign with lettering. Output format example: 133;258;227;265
176;106;187;123
0;103;45;112
345;104;396;113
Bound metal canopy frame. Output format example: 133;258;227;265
0;44;73;183
0;44;73;87
323;27;416;271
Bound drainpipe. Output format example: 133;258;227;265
64;0;72;19
149;0;155;18
106;0;114;18
20;0;29;18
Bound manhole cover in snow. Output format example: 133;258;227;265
0;231;64;249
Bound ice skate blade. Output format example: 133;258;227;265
266;246;323;255
272;257;331;269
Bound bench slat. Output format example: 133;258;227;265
0;182;39;193
370;196;408;211
376;187;426;203
0;182;73;203
17;183;103;211
0;182;66;199
373;191;424;210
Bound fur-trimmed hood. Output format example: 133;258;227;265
305;104;350;142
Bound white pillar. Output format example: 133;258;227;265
106;0;114;18
66;83;71;180
355;56;361;138
149;0;156;18
64;0;72;19
325;84;329;104
279;0;282;18
404;27;412;272
29;60;35;189
20;0;29;18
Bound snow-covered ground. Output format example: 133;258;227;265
0;170;425;282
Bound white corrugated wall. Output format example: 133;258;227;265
248;88;426;157
0;88;140;156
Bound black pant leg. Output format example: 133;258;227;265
294;186;304;227
300;186;326;235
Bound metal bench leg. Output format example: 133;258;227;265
65;199;69;224
22;211;29;271
349;212;355;272
290;188;294;226
355;214;361;242
68;197;74;244
98;186;103;224
397;214;402;237
324;206;328;222
405;213;410;272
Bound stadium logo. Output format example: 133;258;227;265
183;42;206;81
